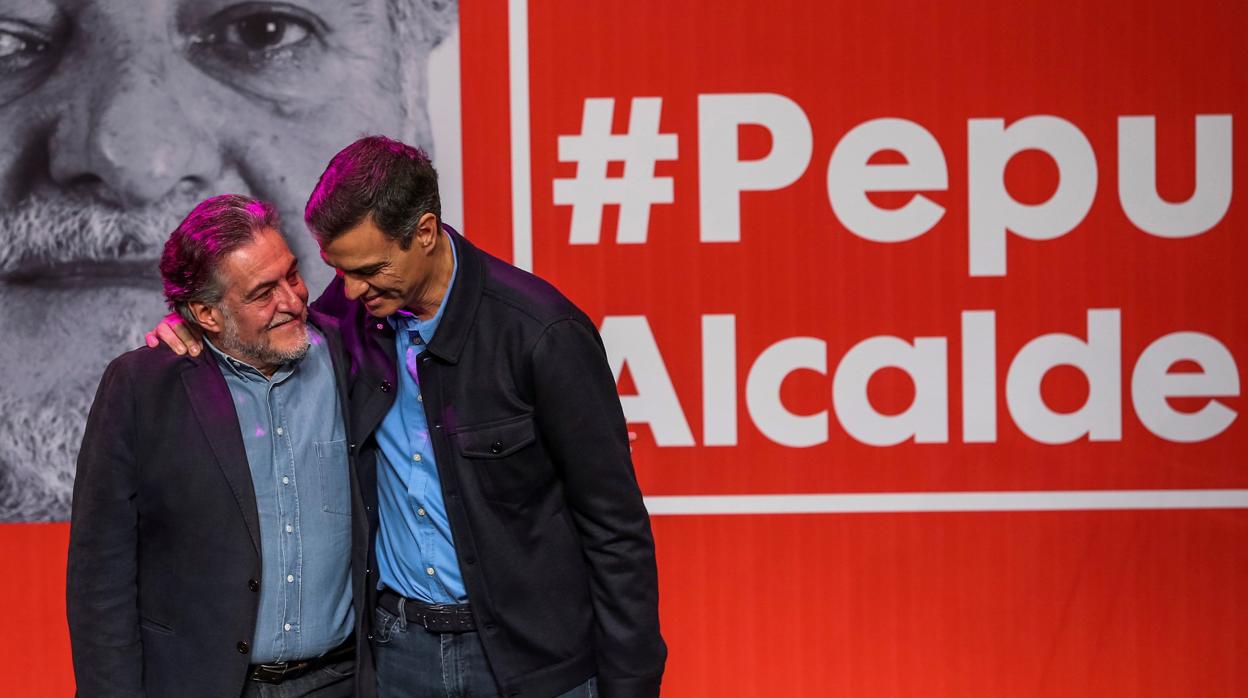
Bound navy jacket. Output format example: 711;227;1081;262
312;228;666;698
66;312;374;697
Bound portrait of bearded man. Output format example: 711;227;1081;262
0;0;460;521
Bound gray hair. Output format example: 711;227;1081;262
159;195;280;326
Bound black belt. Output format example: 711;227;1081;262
248;635;355;684
377;588;476;633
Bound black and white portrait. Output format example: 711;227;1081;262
0;0;462;521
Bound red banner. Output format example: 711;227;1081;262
461;1;1247;694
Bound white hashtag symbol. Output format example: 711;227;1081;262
553;97;678;244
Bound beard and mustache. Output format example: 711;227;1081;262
0;194;211;521
0;193;184;282
214;307;312;372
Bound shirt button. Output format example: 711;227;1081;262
376;323;385;330
417;508;426;517
276;427;284;436
417;394;423;403
287;574;295;583
285;524;293;533
248;578;260;592
237;641;250;654
284;623;292;632
412;453;422;462
426;567;435;576
282;476;290;485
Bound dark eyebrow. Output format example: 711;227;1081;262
339;260;387;276
320;249;385;276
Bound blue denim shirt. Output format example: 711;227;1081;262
205;325;353;663
374;233;467;603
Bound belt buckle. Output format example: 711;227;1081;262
251;662;290;684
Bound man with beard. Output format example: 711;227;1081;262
0;0;457;521
67;195;370;697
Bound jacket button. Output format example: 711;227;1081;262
380;380;392;393
349;443;357;453
248;578;260;592
490;441;504;454
237;641;250;654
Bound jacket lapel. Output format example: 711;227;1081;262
182;356;262;555
351;317;398;442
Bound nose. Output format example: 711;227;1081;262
47;61;222;207
275;280;307;314
342;275;369;301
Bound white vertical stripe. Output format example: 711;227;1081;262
643;490;1248;515
508;0;533;271
428;27;463;229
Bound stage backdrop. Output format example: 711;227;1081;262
5;0;1247;695
458;1;1246;696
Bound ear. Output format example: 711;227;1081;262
188;301;224;334
414;212;440;251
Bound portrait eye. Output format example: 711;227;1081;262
0;25;51;65
189;3;324;71
221;13;310;51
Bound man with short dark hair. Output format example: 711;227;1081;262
67;194;370;697
306;136;666;698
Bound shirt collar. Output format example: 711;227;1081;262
204;335;301;383
388;229;459;344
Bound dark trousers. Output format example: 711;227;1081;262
373;604;597;698
240;658;355;698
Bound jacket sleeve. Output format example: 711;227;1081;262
530;317;667;698
66;357;144;697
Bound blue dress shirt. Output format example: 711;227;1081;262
374;233;467;603
205;326;354;663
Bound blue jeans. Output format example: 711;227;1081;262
240;658;355;697
373;604;597;697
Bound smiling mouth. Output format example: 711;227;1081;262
0;258;162;288
268;314;308;331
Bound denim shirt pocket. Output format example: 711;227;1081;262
315;438;352;515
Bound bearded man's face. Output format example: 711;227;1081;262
0;0;447;520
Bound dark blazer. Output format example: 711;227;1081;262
66;311;373;698
312;228;667;698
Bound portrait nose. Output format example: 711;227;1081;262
47;62;222;207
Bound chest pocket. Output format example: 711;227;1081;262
315;439;352;515
453;414;548;504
